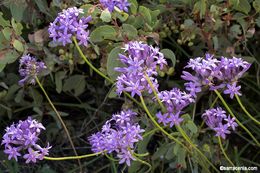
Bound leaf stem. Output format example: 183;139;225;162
35;77;82;170
214;90;260;146
44;151;103;161
218;137;235;167
235;94;260;125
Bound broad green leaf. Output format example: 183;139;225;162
161;49;176;67
13;40;24;52
193;0;206;18
63;75;86;96
0;63;6;72
9;2;27;22
0;12;10;27
100;9;111;22
11;19;23;35
233;0;251;14
90;25;117;42
186;120;198;134
253;0;260;12
139;6;152;25
107;47;124;81
55;71;66;93
128;0;138;14
152;143;172;160
2;27;12;40
34;0;49;14
122;24;138;40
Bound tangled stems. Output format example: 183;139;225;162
144;76;219;172
235;94;260;126
132;154;152;173
35;77;82;169
218;137;235;167
44;151;103;161
72;37;142;108
214;90;260;146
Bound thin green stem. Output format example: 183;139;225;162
44;152;103;161
105;153;119;162
144;73;165;112
134;152;149;157
214;90;260;146
72;37;142;108
133;155;152;173
35;77;82;169
176;125;219;173
235;94;260;125
218;137;235;167
140;95;191;152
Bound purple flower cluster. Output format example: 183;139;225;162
202;107;238;139
156;88;194;127
19;54;46;86
115;41;167;97
88;110;144;166
48;7;92;46
1;117;51;163
100;0;130;12
182;54;251;99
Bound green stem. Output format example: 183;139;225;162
140;95;191;153
105;153;119;162
133;155;152;173
35;77;82;169
44;151;103;161
144;73;165;112
214;90;260;146
235;94;260;125
134;152;149;157
218;137;235;167
72;37;142;108
176;125;219;173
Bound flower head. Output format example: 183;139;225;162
182;54;250;98
19;54;46;86
156;88;194;127
202;107;237;139
115;41;167;97
100;0;130;12
88;110;144;166
48;7;92;46
1;117;51;163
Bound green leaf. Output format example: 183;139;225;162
2;27;12;40
193;0;206;18
139;6;152;25
152;143;171;160
107;47;124;81
161;49;176;67
9;2;27;22
253;0;260;12
11;19;23;35
186;120;198;134
233;0;251;14
128;0;138;14
90;25;117;42
55;71;66;93
13;40;24;52
63;75;86;96
0;12;10;27
100;9;112;22
34;0;49;14
122;24;138;40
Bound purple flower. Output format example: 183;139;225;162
213;124;231;139
224;116;238;130
1;117;51;163
156;88;194;127
223;83;242;99
4;146;21;161
182;54;251;98
48;7;92;46
202;107;236;139
100;0;130;12
19;54;46;86
115;41;167;97
88;110;144;166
